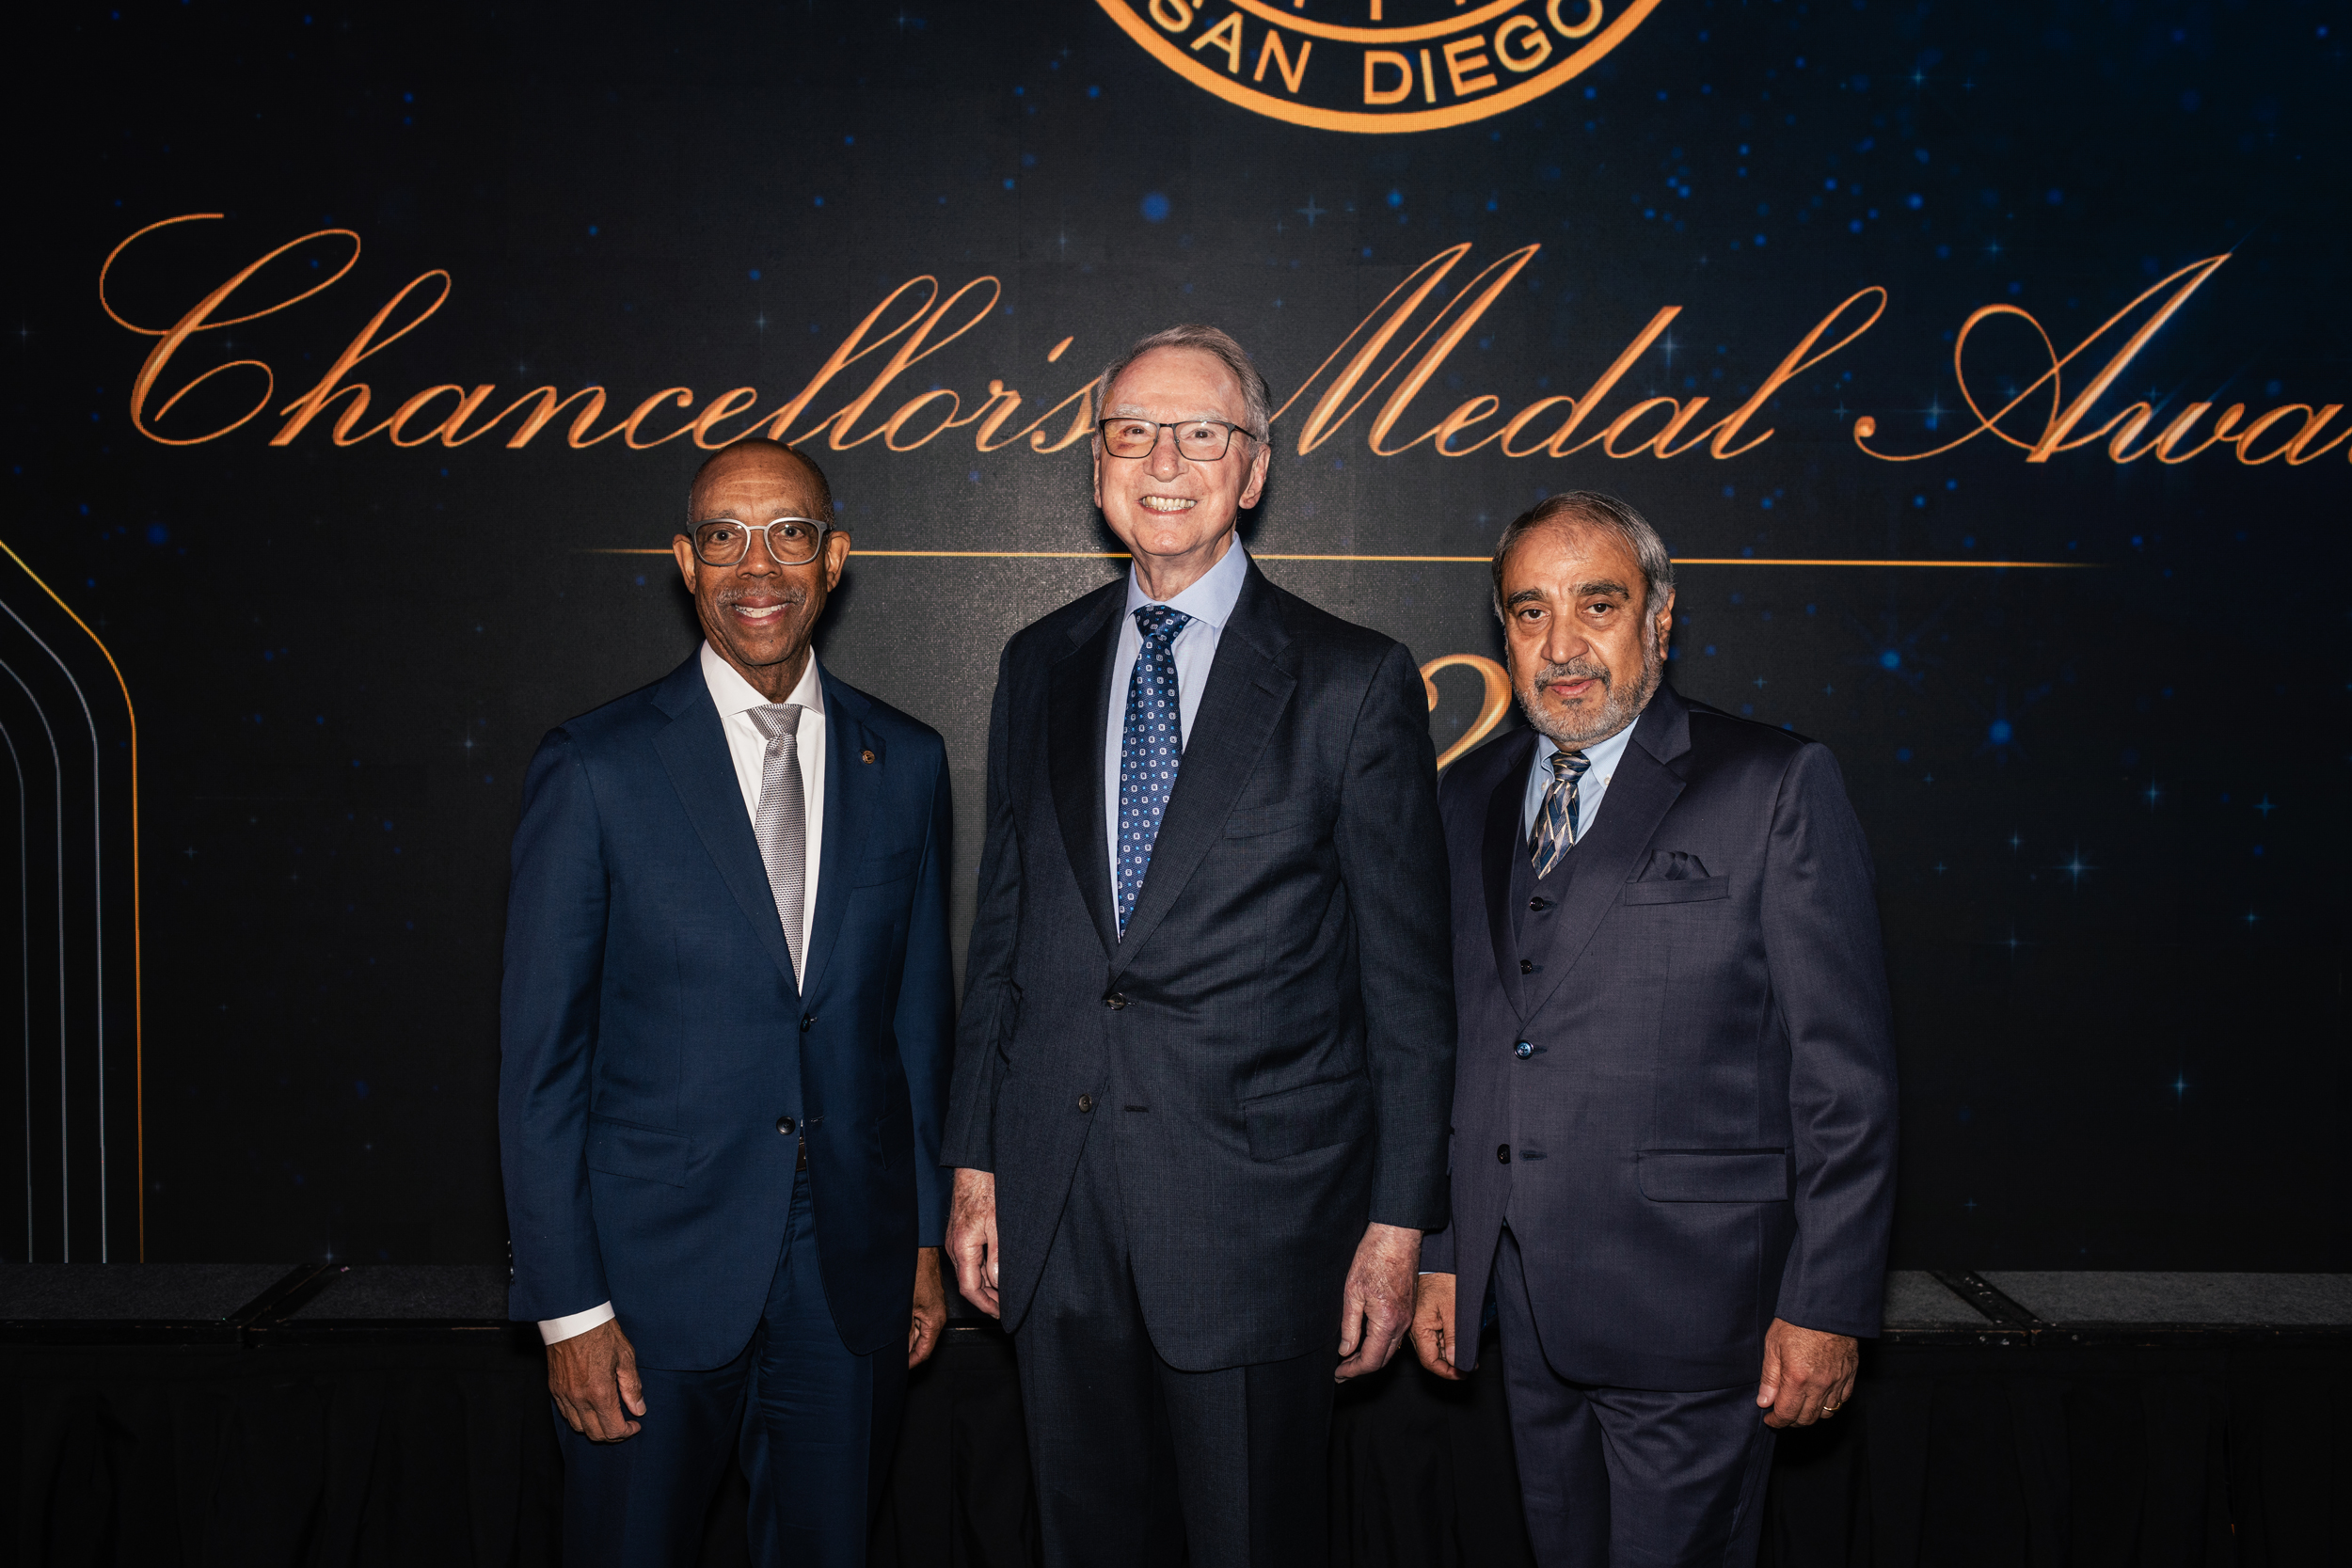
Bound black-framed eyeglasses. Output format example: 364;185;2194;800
687;515;829;567
1095;417;1257;462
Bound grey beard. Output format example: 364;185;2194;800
716;586;807;612
1519;641;1664;750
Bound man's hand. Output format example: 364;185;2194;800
1335;1222;1422;1381
1409;1271;1464;1381
946;1167;1001;1318
548;1317;647;1442
1756;1318;1859;1428
909;1246;948;1368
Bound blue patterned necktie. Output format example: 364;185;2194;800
1530;746;1592;879
1116;605;1193;933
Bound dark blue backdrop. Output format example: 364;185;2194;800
3;0;2344;1274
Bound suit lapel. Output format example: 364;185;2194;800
1109;564;1296;982
1517;688;1692;1022
798;667;871;1003
1482;730;1538;1012
1047;591;1121;961
651;657;799;996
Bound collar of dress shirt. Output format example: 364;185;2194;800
1533;711;1639;791
699;640;822;720
1122;531;1248;628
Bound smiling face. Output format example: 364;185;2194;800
671;445;852;702
1500;520;1674;750
1092;345;1270;596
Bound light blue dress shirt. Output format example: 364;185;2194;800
1521;718;1641;844
1104;533;1250;896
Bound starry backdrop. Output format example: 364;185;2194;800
2;0;2344;1270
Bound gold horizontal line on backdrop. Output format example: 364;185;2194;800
586;549;2097;567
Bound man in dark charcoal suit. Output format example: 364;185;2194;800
500;439;953;1568
1409;493;1898;1568
940;325;1456;1568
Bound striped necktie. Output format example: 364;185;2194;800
1530;746;1592;879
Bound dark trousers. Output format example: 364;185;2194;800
1013;1123;1335;1568
556;1167;907;1568
1493;1228;1774;1568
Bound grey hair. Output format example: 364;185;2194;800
1095;324;1272;443
1490;491;1676;625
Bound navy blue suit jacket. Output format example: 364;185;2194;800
1423;685;1897;1390
499;654;954;1369
941;562;1456;1370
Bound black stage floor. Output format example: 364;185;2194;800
6;1266;2347;1566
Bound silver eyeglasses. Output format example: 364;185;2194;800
1095;417;1258;462
687;515;829;567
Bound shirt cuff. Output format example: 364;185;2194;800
537;1301;616;1345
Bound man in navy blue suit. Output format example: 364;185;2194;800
1409;493;1898;1568
500;438;954;1568
942;325;1454;1568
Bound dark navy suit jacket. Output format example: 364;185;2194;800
1423;685;1897;1390
941;562;1455;1370
500;654;954;1370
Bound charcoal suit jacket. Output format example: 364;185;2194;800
500;654;954;1370
1422;684;1897;1390
940;560;1455;1370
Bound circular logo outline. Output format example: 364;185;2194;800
1094;0;1666;134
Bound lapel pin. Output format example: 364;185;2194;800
861;749;876;765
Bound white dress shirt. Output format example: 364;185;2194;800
1520;718;1640;845
1103;533;1250;897
537;642;828;1347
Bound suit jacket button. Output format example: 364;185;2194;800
777;1117;796;1135
801;1014;815;1032
1498;1144;1512;1164
1518;958;1534;974
1104;993;1128;1010
1077;1095;1095;1113
1528;896;1550;912
1515;1041;1534;1058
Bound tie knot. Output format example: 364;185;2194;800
1549;747;1590;781
748;703;803;744
1134;605;1192;643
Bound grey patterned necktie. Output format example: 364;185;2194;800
747;704;807;982
1530;746;1592;879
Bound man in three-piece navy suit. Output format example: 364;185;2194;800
942;325;1456;1567
1410;493;1898;1568
500;440;953;1567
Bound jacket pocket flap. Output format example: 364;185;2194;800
1637;1148;1788;1201
1243;1078;1363;1162
851;844;922;886
1618;875;1731;906
585;1117;690;1188
1224;800;1322;839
